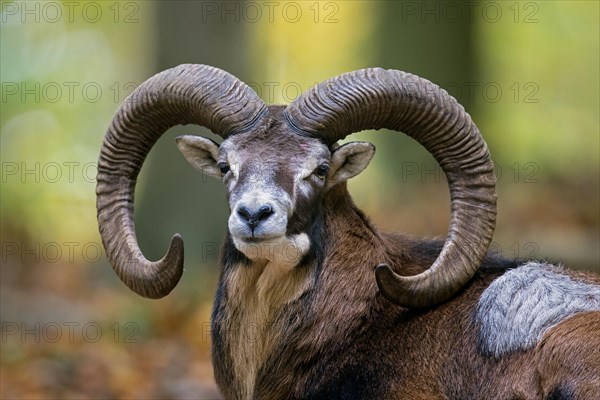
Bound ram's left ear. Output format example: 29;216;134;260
176;135;221;178
326;142;375;190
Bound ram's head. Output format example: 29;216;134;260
176;106;374;268
97;64;496;308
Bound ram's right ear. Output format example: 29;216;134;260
176;135;221;178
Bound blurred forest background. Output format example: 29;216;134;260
1;1;598;399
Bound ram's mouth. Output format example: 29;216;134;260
235;233;284;244
231;232;311;265
228;218;289;245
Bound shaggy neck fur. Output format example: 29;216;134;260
212;187;333;399
221;256;312;399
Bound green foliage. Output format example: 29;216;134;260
476;1;599;176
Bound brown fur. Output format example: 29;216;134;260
536;312;600;399
200;107;600;399
210;182;600;399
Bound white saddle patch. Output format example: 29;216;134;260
477;262;600;358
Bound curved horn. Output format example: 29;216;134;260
96;64;268;299
285;68;496;308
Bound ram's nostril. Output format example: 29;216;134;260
237;206;251;221
256;205;273;221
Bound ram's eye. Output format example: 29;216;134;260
314;164;330;179
217;162;230;175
